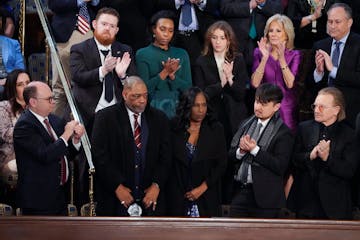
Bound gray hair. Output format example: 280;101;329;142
123;76;146;90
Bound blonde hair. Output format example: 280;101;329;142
264;14;295;50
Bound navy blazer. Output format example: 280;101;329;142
14;110;77;213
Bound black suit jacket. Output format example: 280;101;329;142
91;101;171;216
70;38;137;128
292;120;359;219
167;119;227;217
14;110;77;214
220;0;282;53
311;32;360;126
48;0;98;43
229;114;294;209
193;54;249;135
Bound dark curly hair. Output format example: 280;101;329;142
149;10;177;43
173;87;215;130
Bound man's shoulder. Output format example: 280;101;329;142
298;119;316;129
145;105;168;121
112;41;133;52
314;37;332;48
346;32;360;46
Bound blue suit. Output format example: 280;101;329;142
0;35;25;73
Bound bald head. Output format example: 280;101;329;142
24;81;55;117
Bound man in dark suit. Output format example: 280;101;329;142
70;7;137;133
292;87;358;219
13;81;85;215
49;0;99;118
220;0;283;68
92;76;171;216
312;3;360;127
229;83;294;218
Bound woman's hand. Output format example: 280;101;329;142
222;60;234;86
185;182;208;201
276;41;286;61
258;37;270;60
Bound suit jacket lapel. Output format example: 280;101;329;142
338;33;353;70
89;38;102;67
308;121;320;147
26;110;53;142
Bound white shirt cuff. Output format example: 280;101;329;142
250;145;260;156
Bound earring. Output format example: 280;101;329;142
153;34;155;38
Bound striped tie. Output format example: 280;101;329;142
133;114;141;149
43;119;67;185
77;2;90;34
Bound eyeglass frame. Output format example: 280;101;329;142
34;96;56;103
310;103;339;112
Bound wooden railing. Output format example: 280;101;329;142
1;217;360;240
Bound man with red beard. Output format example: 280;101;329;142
70;7;136;134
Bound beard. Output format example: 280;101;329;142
94;30;115;46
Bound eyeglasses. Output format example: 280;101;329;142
311;104;338;112
35;96;55;103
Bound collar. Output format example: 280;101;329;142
126;106;142;120
257;117;271;128
94;38;111;52
332;32;350;45
29;109;48;124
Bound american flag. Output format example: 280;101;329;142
77;3;90;34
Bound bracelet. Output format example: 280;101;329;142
281;65;288;71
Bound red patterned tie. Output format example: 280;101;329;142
133;114;141;149
43;119;67;185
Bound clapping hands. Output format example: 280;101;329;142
101;52;132;79
162;58;181;80
258;37;271;60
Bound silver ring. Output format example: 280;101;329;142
154;202;157;205
121;201;125;205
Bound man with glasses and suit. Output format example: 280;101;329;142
312;3;360;127
13;81;85;215
292;87;359;219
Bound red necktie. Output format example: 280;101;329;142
43;118;67;185
133;114;141;149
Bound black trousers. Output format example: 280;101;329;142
230;183;279;218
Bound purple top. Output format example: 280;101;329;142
252;48;302;132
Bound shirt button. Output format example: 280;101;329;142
135;165;138;169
